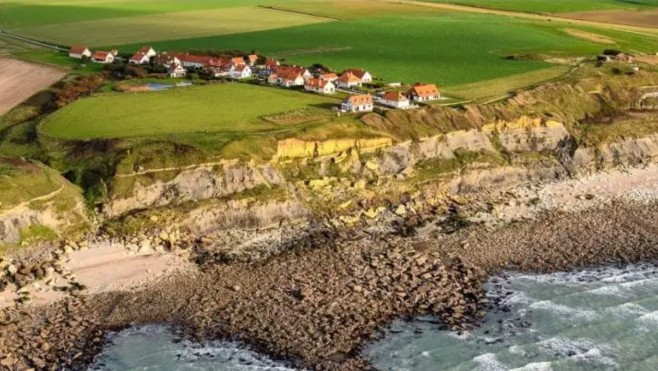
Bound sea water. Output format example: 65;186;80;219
90;263;658;371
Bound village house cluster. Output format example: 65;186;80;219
68;44;442;113
69;45;257;79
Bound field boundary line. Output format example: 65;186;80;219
257;5;344;21
0;185;64;216
373;0;658;37
0;30;68;52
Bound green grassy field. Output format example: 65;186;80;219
7;5;332;47
41;83;342;139
0;0;276;29
421;0;658;13
118;13;634;87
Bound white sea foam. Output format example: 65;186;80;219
637;311;658;327
508;345;527;356
509;362;553;371
587;284;626;297
529;301;598;321
472;353;506;371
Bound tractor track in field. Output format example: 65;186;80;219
374;0;658;37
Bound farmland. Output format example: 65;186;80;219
6;6;333;47
0;57;65;116
41;83;341;140
119;13;641;87
420;0;658;13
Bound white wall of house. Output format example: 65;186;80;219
336;81;361;89
93;54;114;64
230;66;252;79
341;102;373;112
129;56;150;64
381;99;410;109
360;72;373;83
69;49;91;59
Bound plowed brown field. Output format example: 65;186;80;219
0;57;64;115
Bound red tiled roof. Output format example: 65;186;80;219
172;53;212;64
305;78;332;88
231;57;245;65
234;64;249;72
248;54;258;63
320;73;338;80
407;84;440;98
382;91;408;102
92;51;111;60
346;94;372;105
343;68;369;80
130;52;147;61
69;45;88;54
139;46;153;53
277;69;303;82
337;72;361;83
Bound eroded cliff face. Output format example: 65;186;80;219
0;172;89;246
104;114;658;223
105;161;284;217
102;71;658;223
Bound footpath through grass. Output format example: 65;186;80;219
40;83;340;140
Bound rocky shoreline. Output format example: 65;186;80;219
3;159;658;369
1;195;658;370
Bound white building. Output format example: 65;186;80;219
335;72;362;89
304;78;335;94
341;94;373;113
343;69;373;83
168;63;187;78
69;45;92;59
129;52;150;64
380;91;410;109
230;65;252;79
138;46;157;58
92;51;114;64
406;84;441;102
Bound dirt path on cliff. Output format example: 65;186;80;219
374;0;658;36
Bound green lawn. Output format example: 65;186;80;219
118;13;610;87
420;0;658;13
40;83;341;139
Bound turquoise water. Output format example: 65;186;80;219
90;263;658;371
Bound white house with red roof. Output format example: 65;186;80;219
129;52;150;65
268;66;309;87
173;53;211;69
380;91;410;109
69;45;91;59
230;64;252;79
336;72;362;89
343;68;372;84
92;51;114;64
168;63;187;78
341;94;373;112
406;84;441;102
319;72;339;82
304;78;335;94
138;46;157;58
